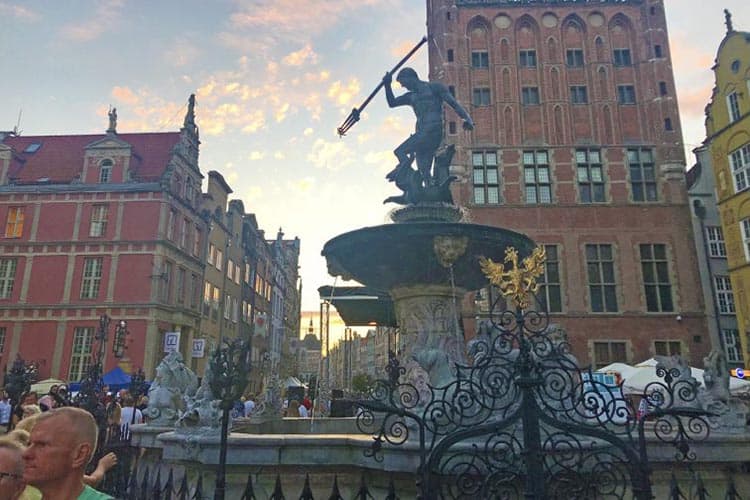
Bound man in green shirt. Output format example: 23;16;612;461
22;407;113;500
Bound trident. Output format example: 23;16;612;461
337;36;428;137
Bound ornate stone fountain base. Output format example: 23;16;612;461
391;284;466;389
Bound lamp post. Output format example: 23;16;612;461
96;315;111;375
209;338;251;500
3;355;37;431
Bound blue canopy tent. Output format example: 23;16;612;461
103;366;131;390
69;366;150;393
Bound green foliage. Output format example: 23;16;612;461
351;373;375;396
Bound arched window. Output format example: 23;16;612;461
598;67;609;100
500;39;510;63
551;68;561;100
185;178;195;204
173;175;183;197
595;37;606;62
547;37;558;62
99;159;113;183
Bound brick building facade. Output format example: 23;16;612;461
0;99;301;383
427;0;709;366
0;107;205;380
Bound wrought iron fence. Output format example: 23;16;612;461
98;461;401;500
350;300;719;499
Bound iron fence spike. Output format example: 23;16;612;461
270;474;285;500
177;473;189;500
327;475;343;500
140;467;151;499
193;474;203;500
695;473;709;500
669;472;686;500
153;467;163;500
126;462;140;498
725;475;741;499
164;468;175;500
386;477;398;500
353;472;374;500
240;472;256;500
298;474;314;500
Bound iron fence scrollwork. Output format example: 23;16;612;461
350;246;715;499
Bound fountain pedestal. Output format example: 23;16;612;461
322;206;535;388
391;284;465;388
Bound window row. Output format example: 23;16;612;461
592;338;682;370
202;281;260;327
96;160;198;206
0;256;203;307
166;209;203;256
478;243;677;315
472;148;657;205
593;329;745;370
471;84;658;107
469;47;663;70
207;243;250;284
2;205;203;258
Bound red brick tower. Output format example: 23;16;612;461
427;0;708;367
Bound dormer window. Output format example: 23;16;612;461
24;143;41;154
99;159;113;183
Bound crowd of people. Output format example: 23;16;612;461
0;385;149;500
284;395;313;418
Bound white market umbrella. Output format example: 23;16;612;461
30;378;66;394
619;359;750;396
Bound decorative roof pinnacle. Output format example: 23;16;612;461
725;9;734;34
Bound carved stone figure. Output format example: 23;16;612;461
702;350;731;403
184;94;196;128
176;360;221;433
144;351;198;426
394;291;465;393
468;319;494;366
107;107;117;134
699;350;749;433
382;67;473;205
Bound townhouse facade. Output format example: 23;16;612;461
687;146;742;368
704;12;750;363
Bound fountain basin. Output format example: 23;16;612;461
322;222;535;292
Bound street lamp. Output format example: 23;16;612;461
112;320;129;359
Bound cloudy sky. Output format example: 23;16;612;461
1;0;748;317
